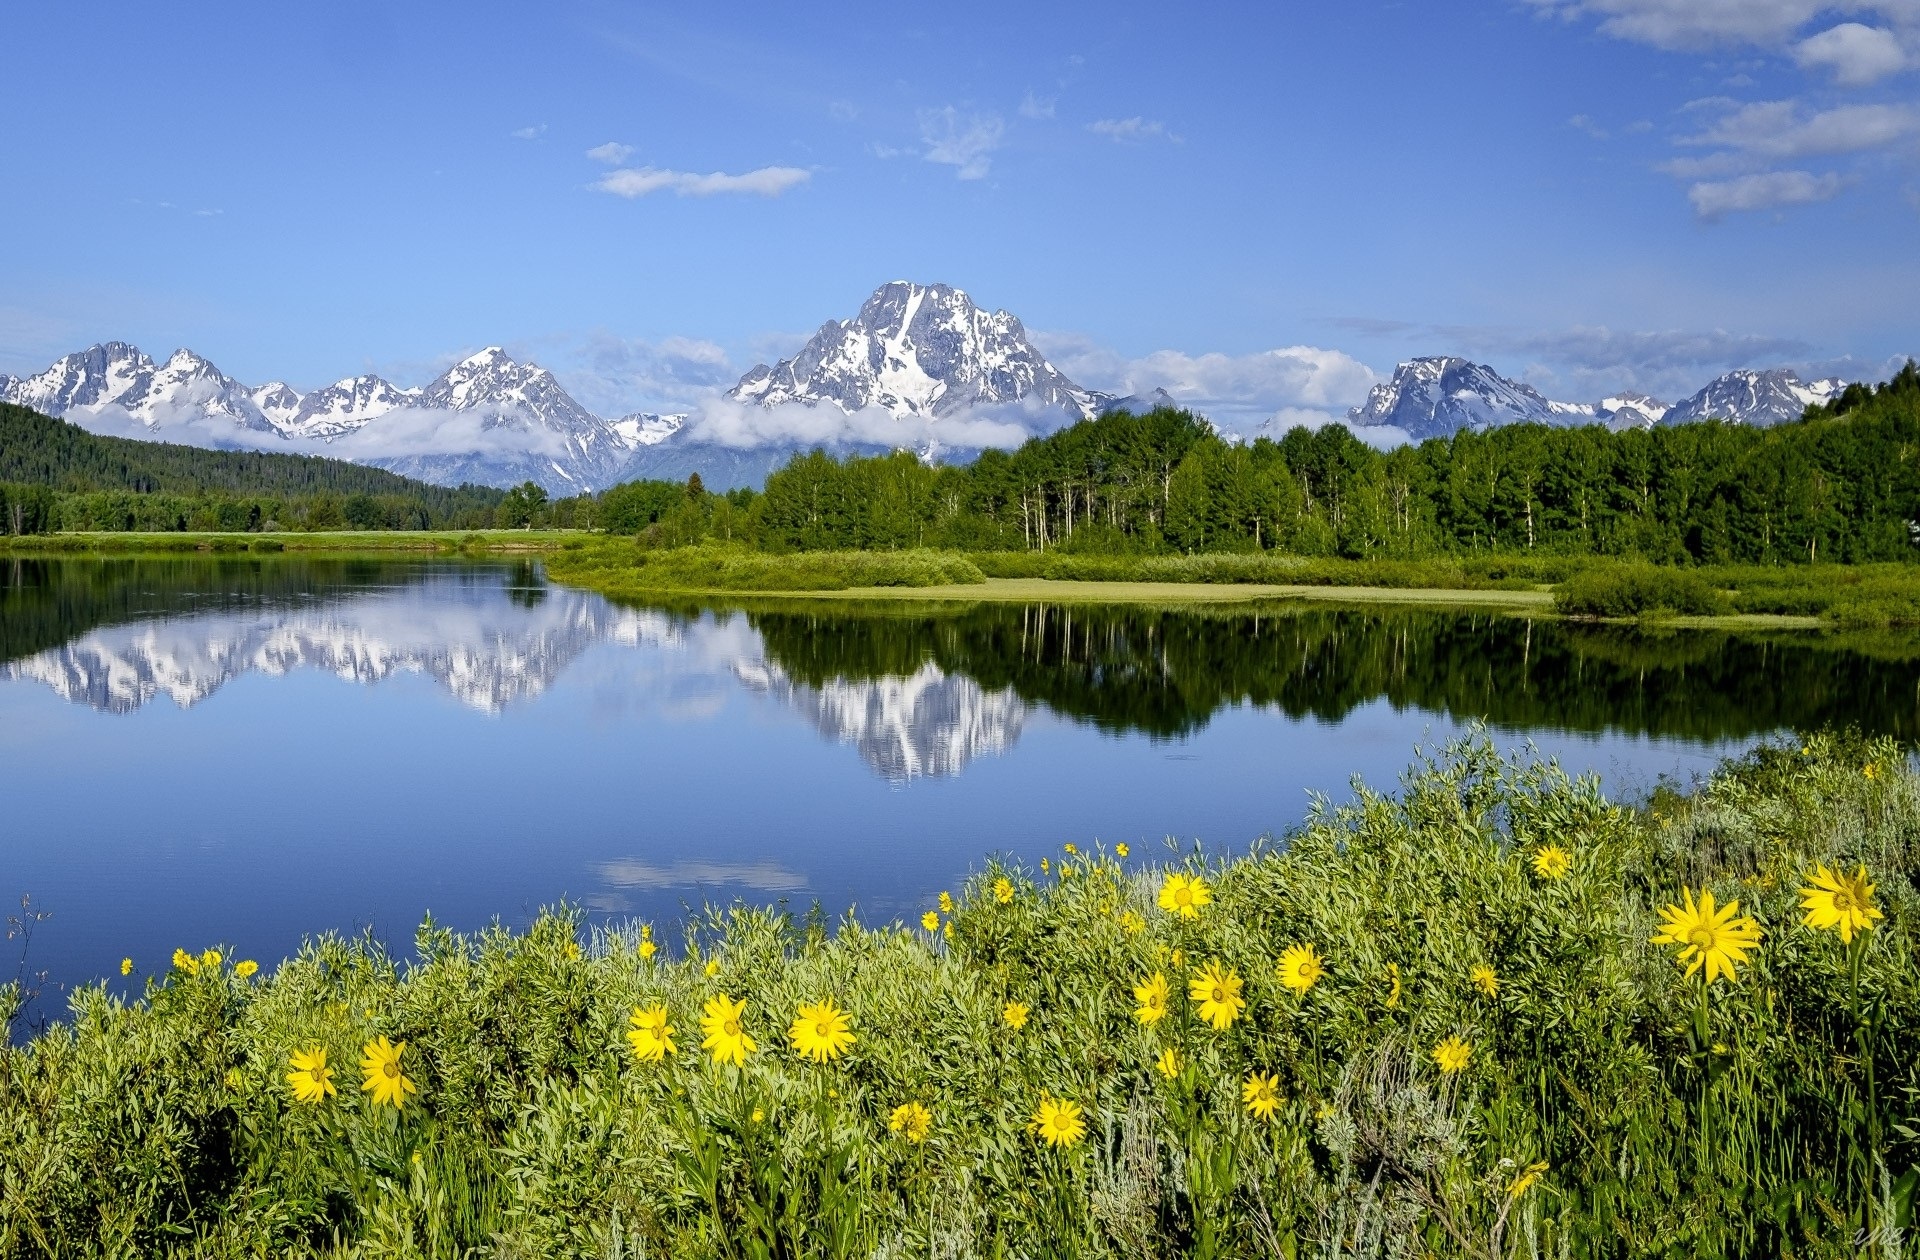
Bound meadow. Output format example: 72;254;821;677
0;734;1914;1257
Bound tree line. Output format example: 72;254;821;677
743;361;1920;564
10;363;1920;563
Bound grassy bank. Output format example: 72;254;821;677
2;736;1915;1257
0;529;583;555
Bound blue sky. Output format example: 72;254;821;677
3;0;1917;424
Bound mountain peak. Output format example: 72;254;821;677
727;280;1094;421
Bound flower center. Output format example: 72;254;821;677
815;1020;832;1038
1174;887;1193;907
1832;890;1854;910
1211;985;1227;1003
724;1018;741;1037
1687;926;1715;949
382;1061;399;1079
309;1067;326;1083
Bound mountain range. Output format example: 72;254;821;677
0;282;1862;493
1345;356;1844;441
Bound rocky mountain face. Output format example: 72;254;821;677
728;281;1098;420
1661;368;1843;428
1346;358;1848;439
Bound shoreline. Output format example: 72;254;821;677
0;532;1855;629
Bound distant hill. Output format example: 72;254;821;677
0;402;503;512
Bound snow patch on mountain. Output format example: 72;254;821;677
1662;369;1843;428
726;281;1098;424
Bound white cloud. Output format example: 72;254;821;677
680;395;1035;451
1688;168;1845;216
1795;22;1909;84
1521;1;1889;51
592;165;812;198
537;332;736;416
1569;113;1610;139
1087;116;1181;143
828;99;859;121
918;107;1005;179
1019;91;1056;120
1033;332;1377;429
585;141;635;165
509;124;547;140
1683;99;1918;156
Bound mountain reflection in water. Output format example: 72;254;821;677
7;558;1920;772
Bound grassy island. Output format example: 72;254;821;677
1;735;1914;1257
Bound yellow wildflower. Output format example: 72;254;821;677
1531;845;1573;880
704;959;721;978
888;1101;933;1143
1799;864;1884;944
943;920;953;941
1030;1095;1086;1148
1003;1001;1030;1030
200;949;222;971
1115;843;1129;858
938;890;954;914
1133;972;1170;1025
1063;843;1077;855
1158;872;1212;918
1652;888;1763;983
1385;963;1402;1010
1471;964;1500;997
1242;1072;1282;1121
751;1107;764;1123
234;960;258;979
564;941;581;961
626;1003;676;1062
788;999;856;1064
1277;943;1325;996
994;877;1015;904
1189;961;1245;1030
1155;1047;1182;1079
922;910;940;932
1431;1036;1472;1074
1508;1160;1549;1197
359;1036;417;1109
639;939;658;961
286;1046;335;1104
120;957;133;976
172;948;198;976
700;994;757;1067
1118;910;1145;935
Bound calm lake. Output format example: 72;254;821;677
4;556;1915;1020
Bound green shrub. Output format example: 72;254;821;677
0;736;1913;1256
1553;564;1733;617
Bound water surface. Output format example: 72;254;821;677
4;556;1914;1018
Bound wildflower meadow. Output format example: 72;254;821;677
0;733;1915;1257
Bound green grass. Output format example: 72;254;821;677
1552;564;1734;618
545;542;987;594
1;734;1915;1257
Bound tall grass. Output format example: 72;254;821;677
0;735;1913;1256
546;542;987;594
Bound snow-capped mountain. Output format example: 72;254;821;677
283;375;421;440
729;281;1099;421
0;342;644;492
363;348;629;490
608;411;686;448
5;342;157;417
1347;357;1564;439
1346;358;1862;440
1662;369;1843;428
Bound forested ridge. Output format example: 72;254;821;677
0;403;505;532
751;361;1920;564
